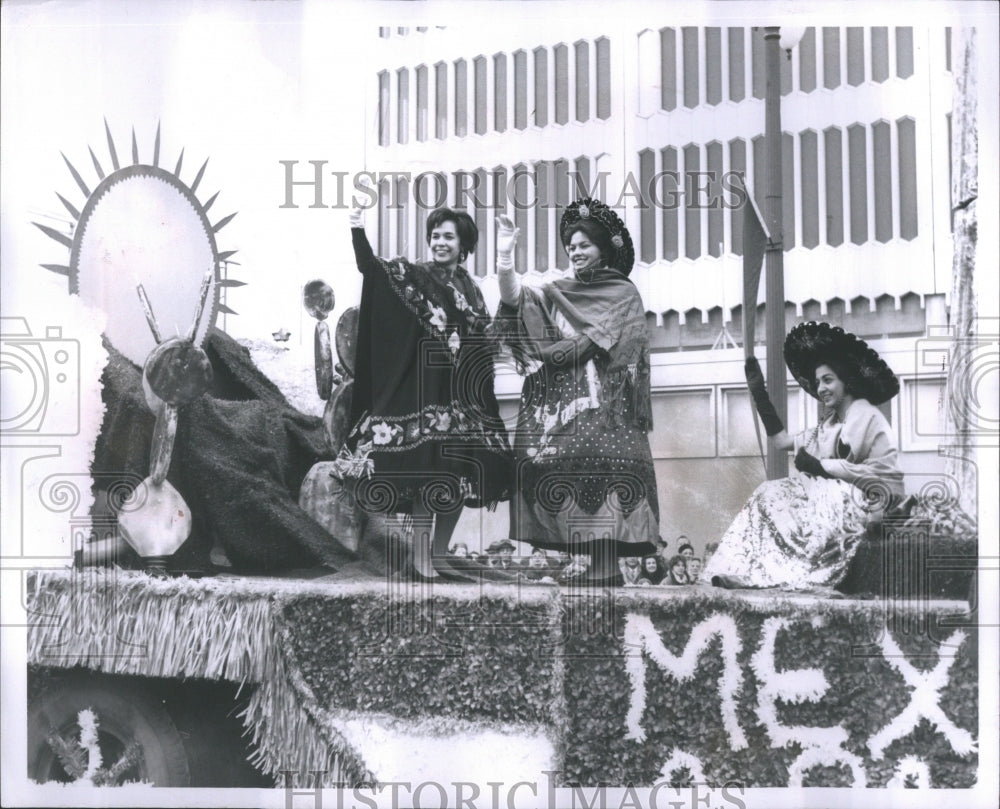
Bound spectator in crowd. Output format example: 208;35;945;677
450;542;469;558
637;555;665;585
703;541;719;567
522;547;557;582
489;539;518;571
686;556;704;582
560;553;592;583
665;554;689;585
620;557;644;586
678;540;695;559
549;551;571;578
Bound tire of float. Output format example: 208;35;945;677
27;674;191;786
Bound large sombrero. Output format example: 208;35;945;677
559;198;635;275
784;321;900;405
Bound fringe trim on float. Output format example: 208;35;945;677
26;570;372;787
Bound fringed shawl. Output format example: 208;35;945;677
494;267;653;431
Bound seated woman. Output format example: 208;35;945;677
492;199;660;586
703;322;903;589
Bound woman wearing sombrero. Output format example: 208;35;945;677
490;199;660;586
703;322;904;589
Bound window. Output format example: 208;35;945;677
727;28;745;102
705;28;722;105
378;71;390;146
494;53;508;132
416;65;428;142
897;117;918;240
575;40;589;122
397;68;409;144
454;59;468;137
800;130;819;248
596;38;611;119
533;47;548;127
514;50;528;130
554;44;569;124
434;62;447;140
847;123;868;245
474;56;488;135
682;27;699;107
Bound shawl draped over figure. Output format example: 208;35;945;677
344;229;512;510
702;398;903;589
494;267;659;557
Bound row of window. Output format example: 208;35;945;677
635;117;919;263
377;37;612;145
640;26;923;114
373;115;920;273
376;27;951;146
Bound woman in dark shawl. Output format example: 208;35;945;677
342;205;512;580
492;199;660;585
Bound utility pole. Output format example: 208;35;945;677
764;26;789;480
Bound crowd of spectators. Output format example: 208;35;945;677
445;534;710;587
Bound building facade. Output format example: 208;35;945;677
366;22;957;548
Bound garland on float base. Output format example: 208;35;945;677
27;571;977;789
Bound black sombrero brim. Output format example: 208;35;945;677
783;321;900;405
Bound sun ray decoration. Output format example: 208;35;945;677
33;121;242;367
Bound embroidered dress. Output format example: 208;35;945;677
702;398;903;588
495;267;660;557
344;229;512;509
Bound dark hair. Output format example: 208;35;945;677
561;219;614;266
426;208;478;259
811;355;862;398
678;542;694;555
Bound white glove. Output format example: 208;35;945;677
350;174;376;228
496;214;519;258
495;215;521;305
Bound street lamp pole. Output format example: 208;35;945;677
763;25;788;480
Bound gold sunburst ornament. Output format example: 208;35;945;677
33;120;244;367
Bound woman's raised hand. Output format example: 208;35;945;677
745;357;785;437
350;175;376;228
496;215;520;257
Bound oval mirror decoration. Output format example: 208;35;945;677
70;166;218;366
334;305;359;379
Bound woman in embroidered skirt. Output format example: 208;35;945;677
344;204;512;580
492;199;660;586
702;322;903;589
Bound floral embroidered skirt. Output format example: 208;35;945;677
700;475;869;589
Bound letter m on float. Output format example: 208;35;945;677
623;613;748;750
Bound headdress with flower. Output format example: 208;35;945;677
559;198;636;275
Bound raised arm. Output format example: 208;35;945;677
349;206;378;275
351;226;378;275
495;214;521;306
745;356;794;451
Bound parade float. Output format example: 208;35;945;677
23;124;979;794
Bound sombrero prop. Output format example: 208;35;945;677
559;198;636;275
784;321;900;405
